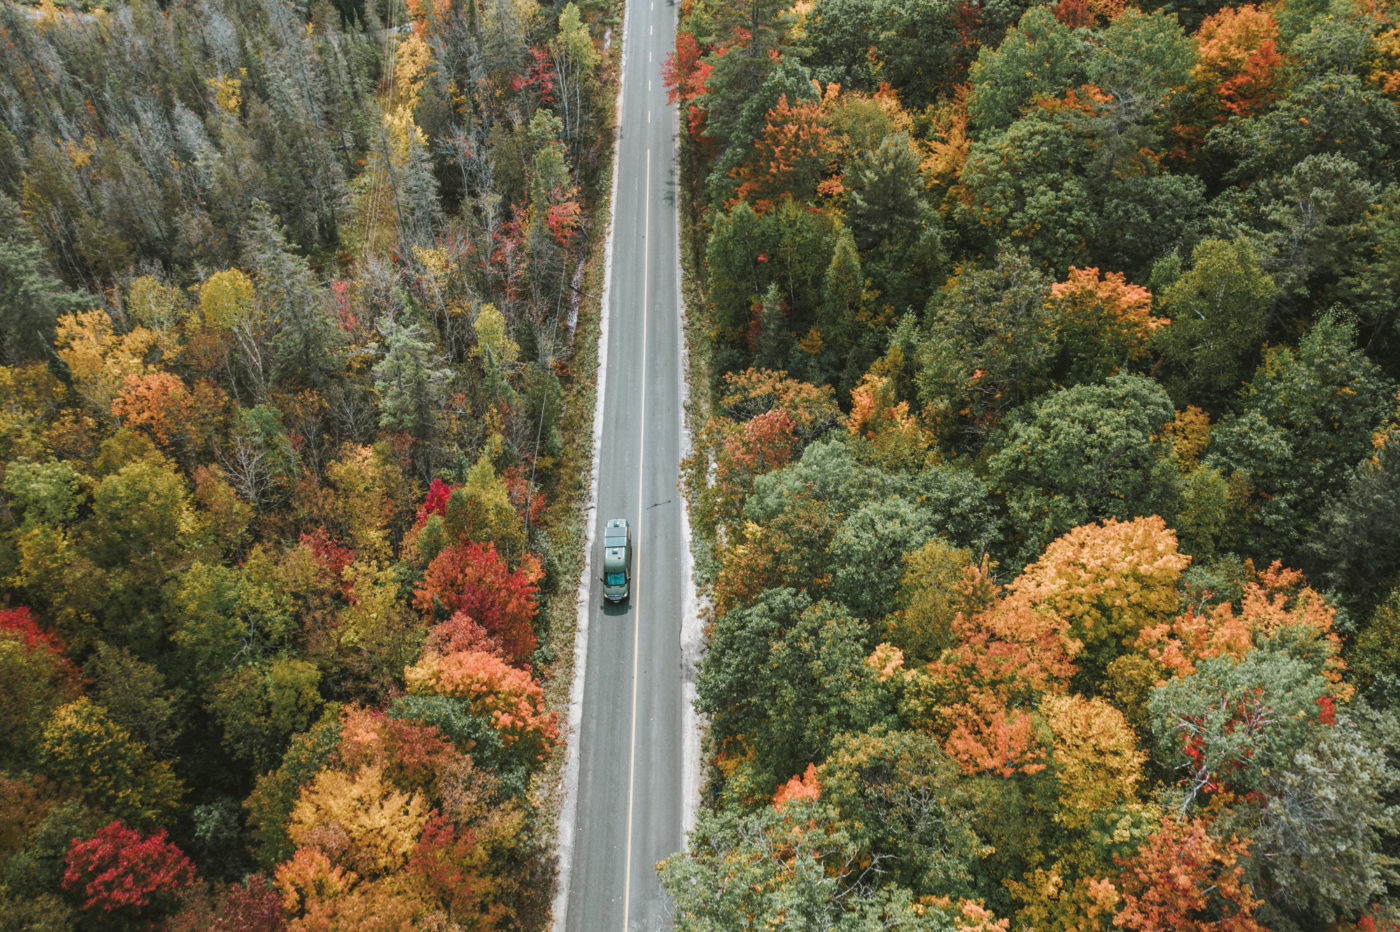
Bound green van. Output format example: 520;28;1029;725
602;518;632;603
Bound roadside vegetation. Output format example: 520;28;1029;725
666;0;1400;927
0;0;616;926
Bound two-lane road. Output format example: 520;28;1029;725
557;0;687;928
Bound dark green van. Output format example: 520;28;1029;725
602;518;632;603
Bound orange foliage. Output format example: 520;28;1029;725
111;372;191;447
1039;694;1144;828
405;649;559;761
918;562;1081;775
1193;6;1287;119
1135;561;1348;688
1114;816;1262;931
414;542;543;664
730;84;844;211
772;763;821;809
1048;267;1164;374
847;373;930;468
924;86;973;186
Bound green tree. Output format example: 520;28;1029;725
1151;238;1276;409
209;658;325;775
966;6;1090;133
1205;313;1394;562
0;193;88;364
660;799;969;931
985;374;1180;565
828;496;938;620
817;728;988;899
83;644;184;763
372;312;451;442
916;248;1056;439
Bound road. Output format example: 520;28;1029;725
556;0;689;929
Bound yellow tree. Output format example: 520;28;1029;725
1011;517;1190;682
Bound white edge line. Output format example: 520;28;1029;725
552;0;630;924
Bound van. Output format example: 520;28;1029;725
601;518;632;603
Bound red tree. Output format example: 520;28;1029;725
414;542;543;663
63;821;197;921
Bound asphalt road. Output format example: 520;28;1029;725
559;0;687;929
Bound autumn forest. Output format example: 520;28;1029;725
2;0;1400;925
663;0;1400;928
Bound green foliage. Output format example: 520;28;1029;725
660;799;968;931
1205;312;1395;561
829;496;938;620
3;459;86;527
209;658;325;775
39;699;185;830
818;728;988;898
1149;636;1337;807
0;194;88;364
1151;238;1276;408
917;248;1056;436
967;7;1089;133
243;711;342;871
83;644;184;762
985;374;1179;565
0;631;79;771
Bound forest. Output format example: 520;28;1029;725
0;0;615;926
664;0;1400;928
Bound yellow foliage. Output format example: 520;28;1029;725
326;445;396;563
472;304;519;368
198;269;258;331
208;68;246;115
336;561;401;649
54;310;156;412
1039;693;1144;829
1168;405;1212;470
391;33;432;110
1012;517;1190;669
288;763;428;878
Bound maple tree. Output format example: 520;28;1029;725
405;648;559;764
1113;815;1263;931
62;821;197;923
414;541;543;663
287;763;429;878
1011;516;1189;682
1046;267;1163;383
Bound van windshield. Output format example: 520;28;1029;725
606;572;626;586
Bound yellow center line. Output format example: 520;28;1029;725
622;145;651;932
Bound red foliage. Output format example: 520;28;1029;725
300;528;355;595
425;612;508;659
217;878;284;931
63;821;197;920
338;706;460;796
0;606;67;658
330;280;357;332
414;542;543;664
501;465;546;530
663;30;713;106
408;811;508;924
510;47;557;104
420;478;459;524
1054;0;1094;27
0;606;77;682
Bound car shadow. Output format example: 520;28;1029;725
601;600;630;617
